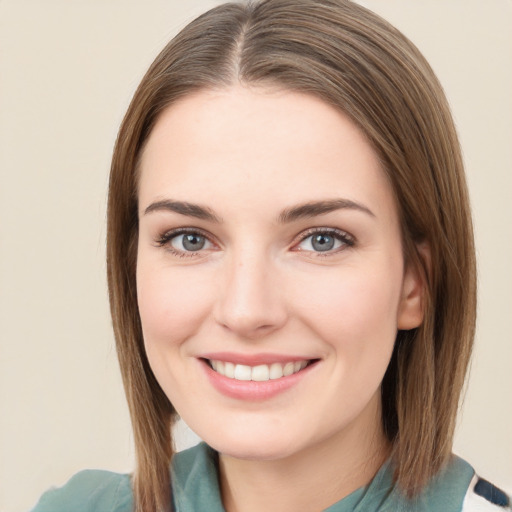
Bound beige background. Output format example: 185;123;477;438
0;1;510;511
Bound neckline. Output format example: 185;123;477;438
171;443;474;512
171;442;394;512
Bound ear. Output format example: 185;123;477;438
397;243;430;330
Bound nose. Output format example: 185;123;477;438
213;249;287;340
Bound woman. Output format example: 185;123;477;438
31;0;510;511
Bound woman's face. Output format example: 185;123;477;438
136;86;423;461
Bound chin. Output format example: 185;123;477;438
202;430;301;461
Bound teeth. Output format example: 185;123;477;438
269;362;284;379
224;362;235;379
251;364;270;381
283;362;295;376
234;364;252;381
209;360;310;381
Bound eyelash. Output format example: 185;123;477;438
293;227;355;257
155;227;355;258
155;227;214;258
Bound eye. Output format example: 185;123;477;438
294;228;354;254
171;233;211;252
156;228;214;256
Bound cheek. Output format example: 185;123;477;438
289;263;403;354
136;262;215;345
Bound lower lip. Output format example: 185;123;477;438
201;359;317;401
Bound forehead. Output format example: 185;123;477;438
138;86;395;220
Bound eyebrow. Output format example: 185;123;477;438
277;199;375;223
143;198;374;223
143;200;222;223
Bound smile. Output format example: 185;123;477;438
209;360;309;381
201;355;319;400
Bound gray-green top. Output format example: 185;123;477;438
31;442;474;512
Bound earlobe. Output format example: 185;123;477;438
397;244;430;330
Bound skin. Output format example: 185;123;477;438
136;85;424;512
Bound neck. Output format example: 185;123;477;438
218;395;391;512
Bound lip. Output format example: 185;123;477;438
199;354;319;401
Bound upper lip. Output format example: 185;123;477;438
199;352;317;366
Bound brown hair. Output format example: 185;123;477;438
107;1;476;510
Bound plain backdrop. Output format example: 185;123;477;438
0;1;511;511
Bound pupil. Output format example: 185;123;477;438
183;234;205;251
312;234;334;252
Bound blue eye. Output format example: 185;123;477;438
156;229;214;256
170;232;212;252
296;229;353;253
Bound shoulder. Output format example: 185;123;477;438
462;473;511;512
30;469;133;512
387;455;509;512
419;455;511;512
